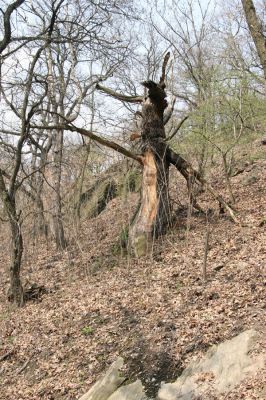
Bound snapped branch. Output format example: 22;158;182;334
159;51;170;87
96;83;143;103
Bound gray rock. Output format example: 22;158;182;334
158;330;264;400
78;357;125;400
108;380;148;400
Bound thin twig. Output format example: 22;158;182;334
16;354;34;375
0;350;13;362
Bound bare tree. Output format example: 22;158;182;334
31;0;134;249
0;0;62;305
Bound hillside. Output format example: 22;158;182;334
0;152;265;400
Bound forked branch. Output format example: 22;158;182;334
165;115;189;141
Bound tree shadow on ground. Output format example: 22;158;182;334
124;336;183;398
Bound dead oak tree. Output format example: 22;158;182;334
37;53;238;257
87;55;238;255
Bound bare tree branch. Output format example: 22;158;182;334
0;0;25;54
165;115;189;141
31;123;143;164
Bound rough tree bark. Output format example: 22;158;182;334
60;54;238;255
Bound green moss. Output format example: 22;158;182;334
134;233;148;257
118;168;141;198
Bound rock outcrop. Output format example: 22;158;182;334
78;357;148;400
158;329;264;400
78;330;265;400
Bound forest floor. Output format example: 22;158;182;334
0;147;265;400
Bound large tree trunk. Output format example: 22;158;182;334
130;80;171;256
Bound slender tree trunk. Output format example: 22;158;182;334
222;153;235;204
76;143;90;223
50;128;67;249
30;145;48;239
8;214;24;305
0;171;24;306
46;45;66;249
34;192;48;238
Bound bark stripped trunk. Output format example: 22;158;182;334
130;77;171;256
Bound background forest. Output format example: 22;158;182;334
0;0;265;399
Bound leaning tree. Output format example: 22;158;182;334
241;0;266;80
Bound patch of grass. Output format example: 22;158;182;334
175;282;183;293
7;335;15;343
111;242;121;256
119;227;129;250
81;326;94;336
0;312;9;321
110;227;129;256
